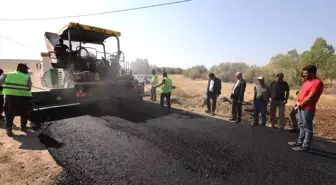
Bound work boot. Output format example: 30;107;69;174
205;110;211;114
211;111;215;116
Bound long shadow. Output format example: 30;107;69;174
12;129;48;150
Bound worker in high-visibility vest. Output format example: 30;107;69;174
150;69;158;101
155;71;173;111
0;68;4;120
0;63;32;137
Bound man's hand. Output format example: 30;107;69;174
294;105;299;111
216;94;220;98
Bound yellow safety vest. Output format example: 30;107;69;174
2;71;32;97
160;77;172;93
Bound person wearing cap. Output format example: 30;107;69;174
0;63;32;137
0;68;4;120
205;72;222;116
252;76;270;127
269;72;290;130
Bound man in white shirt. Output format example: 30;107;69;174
230;72;246;123
205;73;221;116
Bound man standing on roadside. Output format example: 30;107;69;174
156;72;173;112
269;73;290;130
205;72;221;116
150;69;158;101
252;76;270;127
289;65;324;152
0;68;4;120
0;63;32;137
230;72;246;123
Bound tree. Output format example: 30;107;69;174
130;58;151;74
300;37;336;84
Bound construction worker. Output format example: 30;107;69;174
0;63;32;137
0;68;4;120
150;69;158;101
156;71;172;111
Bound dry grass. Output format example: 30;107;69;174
146;75;336;140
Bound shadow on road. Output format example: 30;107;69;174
12;129;47;150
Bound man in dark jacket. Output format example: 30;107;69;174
205;73;222;116
269;72;290;130
230;72;246;123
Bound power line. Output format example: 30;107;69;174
0;0;193;21
0;34;38;51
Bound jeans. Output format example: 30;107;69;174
160;92;171;109
298;109;315;148
206;92;217;112
270;100;285;128
289;107;298;129
253;100;267;126
151;87;157;101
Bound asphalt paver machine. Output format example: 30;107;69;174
30;22;143;123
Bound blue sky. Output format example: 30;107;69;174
0;0;335;69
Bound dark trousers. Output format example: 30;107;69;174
290;107;298;129
160;92;171;109
253;100;267;126
4;95;29;131
151;87;157;101
232;100;242;121
206;92;217;112
0;95;4;116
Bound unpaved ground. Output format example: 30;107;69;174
0;119;61;185
145;74;336;140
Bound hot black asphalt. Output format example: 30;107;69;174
39;103;336;185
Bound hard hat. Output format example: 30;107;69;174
257;76;264;80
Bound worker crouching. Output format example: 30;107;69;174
0;63;32;137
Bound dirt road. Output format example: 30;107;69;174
0;119;61;185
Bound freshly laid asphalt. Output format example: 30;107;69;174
39;102;336;185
